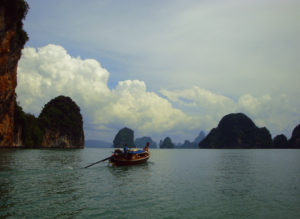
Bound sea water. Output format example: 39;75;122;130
0;148;299;218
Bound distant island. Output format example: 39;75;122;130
89;119;299;149
85;140;111;148
199;113;300;149
85;133;157;149
135;137;157;148
113;127;135;148
111;127;157;148
160;137;175;148
176;131;206;149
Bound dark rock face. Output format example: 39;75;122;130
199;113;273;148
38;96;84;148
160;137;174;148
0;0;28;146
135;136;157;148
13;102;43;147
113;127;135;148
273;134;288;148
288;124;300;148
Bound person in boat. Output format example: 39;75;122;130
123;144;128;153
144;142;150;152
123;144;132;159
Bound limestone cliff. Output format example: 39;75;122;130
39;96;84;148
135;136;157;148
288;124;300;148
113;127;135;148
13;102;43;147
160;137;174;148
199;113;273;148
42;130;83;148
0;0;28;146
273;134;288;148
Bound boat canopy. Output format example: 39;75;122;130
127;149;146;154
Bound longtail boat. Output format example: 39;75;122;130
109;143;150;166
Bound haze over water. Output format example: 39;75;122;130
1;148;299;218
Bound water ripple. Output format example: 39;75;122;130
0;149;300;218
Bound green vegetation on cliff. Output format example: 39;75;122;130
1;0;29;49
39;96;82;135
14;102;43;147
39;96;84;147
13;96;84;148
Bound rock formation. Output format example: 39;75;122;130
135;136;157;148
0;0;29;146
14;102;43;147
288;124;300;148
176;131;206;148
160;137;174;148
113;127;135;148
178;140;195;148
199;113;273;148
273;134;288;148
193;131;205;145
38;96;84;148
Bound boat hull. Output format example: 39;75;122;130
109;154;150;166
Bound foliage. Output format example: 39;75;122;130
14;96;84;147
14;102;43;147
38;96;83;139
1;0;29;48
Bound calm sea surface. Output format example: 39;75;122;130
0;148;299;219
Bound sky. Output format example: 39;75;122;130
16;0;300;143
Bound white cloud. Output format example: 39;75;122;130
238;94;271;115
17;44;189;141
20;0;300;142
161;86;300;138
161;86;235;113
17;44;299;142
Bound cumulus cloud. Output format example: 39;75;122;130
161;86;235;115
17;44;189;141
17;44;299;142
161;86;299;138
